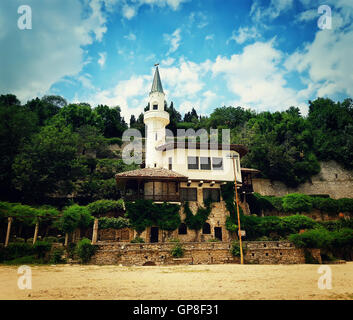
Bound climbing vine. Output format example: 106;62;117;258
125;200;181;234
183;199;213;231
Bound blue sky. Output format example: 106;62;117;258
1;0;353;120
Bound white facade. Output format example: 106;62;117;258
143;66;242;183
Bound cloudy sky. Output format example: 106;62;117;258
1;0;353;119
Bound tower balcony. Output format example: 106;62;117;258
144;110;170;126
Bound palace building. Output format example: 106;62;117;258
114;66;259;243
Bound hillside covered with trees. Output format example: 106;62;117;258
1;93;353;206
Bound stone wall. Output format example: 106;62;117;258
91;241;319;266
253;161;353;199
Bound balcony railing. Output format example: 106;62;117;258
124;194;181;202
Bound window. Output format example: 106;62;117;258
178;223;187;235
187;156;199;170
203;188;220;202
202;223;211;234
153;104;158;110
168;157;172;170
180;188;197;201
212;157;223;170
200;157;211;170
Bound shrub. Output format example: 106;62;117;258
67;242;76;259
50;247;66;264
130;237;145;243
2;243;33;261
33;241;51;259
3;255;44;265
87;199;124;217
75;238;97;264
230;241;244;257
289;228;333;249
281;215;318;234
338;198;353;213
12;237;25;243
98;217;130;230
171;242;184;258
318;198;339;215
282;193;312;213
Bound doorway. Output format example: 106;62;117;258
150;227;159;243
214;227;222;241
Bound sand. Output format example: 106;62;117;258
0;263;352;300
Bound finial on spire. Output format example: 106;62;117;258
150;63;164;94
154;63;160;67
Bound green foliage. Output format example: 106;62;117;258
56;204;91;233
33;241;52;259
43;237;59;243
230;241;244;257
184;200;212;231
304;249;320;264
281;214;318;233
289;228;333;249
98;217;130;229
87;199;124;216
125;200;181;233
282;193;312;213
0;243;33;262
225;215;238;233
49;247;66;264
171;241;184;258
75;238;97;264
337;198;353;213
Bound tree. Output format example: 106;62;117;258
166;101;182;135
0;100;38;200
94;105;128;138
12;126;85;202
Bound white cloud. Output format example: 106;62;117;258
212;40;302;111
228;26;260;44
205;34;214;41
285;27;353;97
120;0;189;19
296;9;318;23
189;12;209;29
0;0;108;101
164;28;182;54
251;0;293;22
124;32;137;40
98;52;107;67
161;57;175;66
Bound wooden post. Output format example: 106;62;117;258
232;157;244;264
5;217;13;247
92;218;99;244
33;222;39;245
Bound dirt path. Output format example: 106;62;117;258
0;263;352;300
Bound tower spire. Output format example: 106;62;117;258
150;64;164;94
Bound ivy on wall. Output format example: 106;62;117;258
125;200;181;234
183;199;212;231
98;217;130;230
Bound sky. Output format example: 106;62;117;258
1;0;353;120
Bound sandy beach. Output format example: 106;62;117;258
0;263;352;300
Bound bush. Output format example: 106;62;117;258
171;242;184;258
87;199;124;217
281;215;318;234
130;237;145;243
318;198;339;215
338;198;353;213
230;241;244;257
98;217;130;230
289;228;333;249
50;247;66;264
12;237;25;243
1;243;33;261
75;238;97;263
67;242;76;259
33;241;51;259
282;193;312;213
3;255;44;265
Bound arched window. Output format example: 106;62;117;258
178;223;187;235
202;222;211;234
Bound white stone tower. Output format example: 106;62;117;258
144;65;170;168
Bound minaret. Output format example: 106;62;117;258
144;65;170;168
